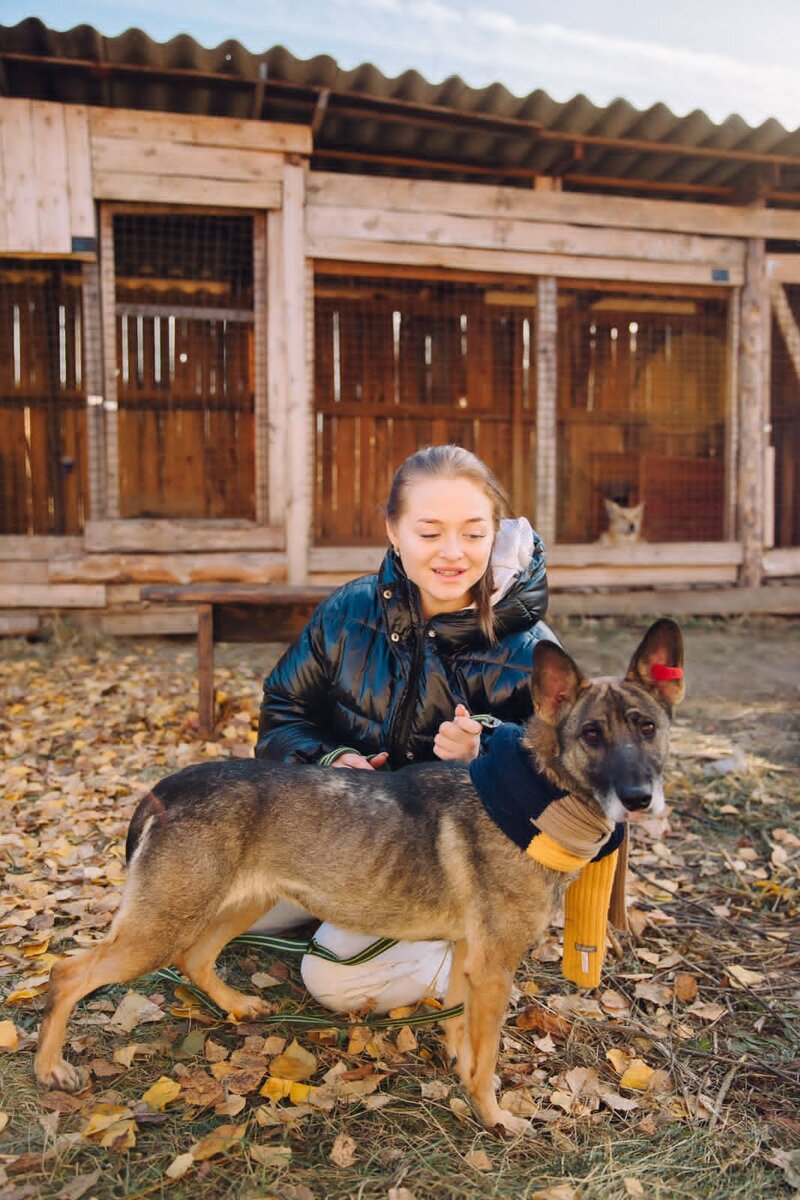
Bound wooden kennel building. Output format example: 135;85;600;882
1;18;800;633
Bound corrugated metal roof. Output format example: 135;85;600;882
2;17;800;204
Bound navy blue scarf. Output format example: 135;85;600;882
469;722;624;862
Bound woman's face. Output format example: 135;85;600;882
386;475;494;619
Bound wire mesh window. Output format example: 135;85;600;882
0;260;87;534
314;271;538;544
556;288;730;543
113;212;255;520
770;284;800;548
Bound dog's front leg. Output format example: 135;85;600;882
462;951;527;1136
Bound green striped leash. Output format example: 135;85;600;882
153;930;464;1028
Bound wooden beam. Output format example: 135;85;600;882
552;585;800;617
737;239;769;587
548;564;737;587
98;205;119;519
548;541;742;566
63;104;94;241
89;107;312;156
0;584;106;607
766;255;800;285
763;548;800;577
93;173;282;208
253;211;269;525
311;238;742;286
48;552;286;584
266;208;287;527
308;171;800;241
84;519;284;552
724;291;740;541
535;276;558;549
101;608;198;636
307;204;744;269
82;261;106;520
0;535;82;560
283;161;311;585
0;613;41;636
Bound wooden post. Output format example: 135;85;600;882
253;211;269;525
282;161;311;584
535;275;558;549
266;207;287;526
99;205;120;519
723;290;740;541
81;260;106;520
737;239;769;587
197;603;215;737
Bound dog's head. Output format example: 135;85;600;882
530;619;684;823
604;498;644;542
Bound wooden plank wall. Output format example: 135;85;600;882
0;100;94;254
307;173;748;287
89;109;310;209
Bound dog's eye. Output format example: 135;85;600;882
640;720;656;738
582;725;603;747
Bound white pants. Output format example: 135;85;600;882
246;903;452;1015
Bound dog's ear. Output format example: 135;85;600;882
604;498;618;517
532;641;590;723
626;618;685;710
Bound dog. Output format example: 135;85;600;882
35;620;684;1136
597;498;645;546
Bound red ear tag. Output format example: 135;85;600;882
651;664;683;681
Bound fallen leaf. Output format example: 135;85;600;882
532;1186;579;1200
619;1061;655;1091
516;1005;571;1038
109;991;164;1034
165;1153;194;1180
55;1169;102;1200
0;1020;19;1051
0;1112;8;1133
466;1148;492;1171
140;1076;181;1110
268;1039;317;1082
419;1079;450;1101
330;1132;357;1167
449;1097;471;1122
726;964;765;988
250;1143;293;1169
395;1025;417;1053
624;1179;646;1198
673;972;699;1003
687;1000;727;1022
634;980;674;1006
188;1122;247;1162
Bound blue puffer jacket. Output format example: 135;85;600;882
256;529;554;769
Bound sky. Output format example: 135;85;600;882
2;0;800;131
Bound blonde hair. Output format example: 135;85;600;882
386;445;511;642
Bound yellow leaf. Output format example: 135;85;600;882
268;1038;317;1082
189;1121;247;1162
395;1025;418;1054
21;938;51;957
619;1060;655;1091
289;1082;312;1104
0;1020;19;1051
141;1076;181;1110
5;982;48;1003
83;1103;134;1137
165;1152;194;1180
0;1113;9;1133
250;1144;292;1169
260;1076;294;1102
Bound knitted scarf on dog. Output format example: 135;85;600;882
469;722;627;989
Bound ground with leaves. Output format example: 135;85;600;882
1;616;799;1200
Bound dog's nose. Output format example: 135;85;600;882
619;786;651;812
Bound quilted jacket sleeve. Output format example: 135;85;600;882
255;601;340;764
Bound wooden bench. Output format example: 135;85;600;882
140;583;333;736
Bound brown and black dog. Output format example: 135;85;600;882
35;619;684;1135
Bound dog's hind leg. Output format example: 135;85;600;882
462;946;527;1136
35;929;172;1092
441;939;468;1069
174;899;279;1021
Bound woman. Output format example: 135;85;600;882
255;444;556;1011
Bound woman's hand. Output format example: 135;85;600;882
331;751;390;770
434;704;482;763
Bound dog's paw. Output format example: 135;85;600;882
227;996;275;1023
36;1057;85;1093
491;1110;531;1139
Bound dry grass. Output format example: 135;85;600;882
1;618;799;1199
